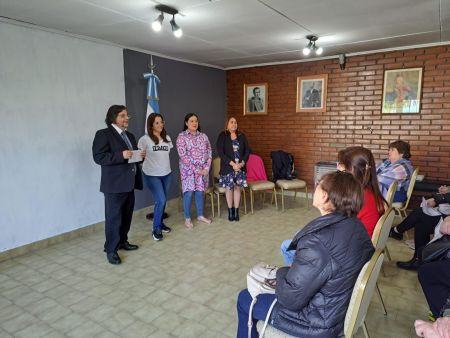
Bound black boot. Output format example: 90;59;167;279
228;208;235;221
234;207;239;221
397;256;420;271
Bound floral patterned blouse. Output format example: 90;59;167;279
176;130;212;193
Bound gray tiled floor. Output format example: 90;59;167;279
0;196;426;337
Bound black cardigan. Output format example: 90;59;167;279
216;131;251;175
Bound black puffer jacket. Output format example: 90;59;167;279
270;212;374;338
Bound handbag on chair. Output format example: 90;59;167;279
246;263;278;338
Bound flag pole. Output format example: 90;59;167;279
149;55;155;74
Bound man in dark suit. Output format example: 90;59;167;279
92;105;145;265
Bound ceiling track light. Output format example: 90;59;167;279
302;35;323;56
151;4;183;38
170;15;182;38
152;13;164;32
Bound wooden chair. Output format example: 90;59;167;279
258;251;385;338
247;154;277;213
276;179;308;211
392;167;419;219
370;208;396;315
271;152;308;211
343;250;385;338
211;157;247;217
383;181;398;209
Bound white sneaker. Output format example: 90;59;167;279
185;218;194;229
197;216;211;224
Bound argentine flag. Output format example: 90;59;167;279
143;71;160;134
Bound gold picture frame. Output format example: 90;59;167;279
296;74;328;113
244;83;268;115
382;67;422;114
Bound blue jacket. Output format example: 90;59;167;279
271;212;374;338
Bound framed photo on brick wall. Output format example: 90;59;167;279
296;74;328;113
382;68;422;114
244;83;268;115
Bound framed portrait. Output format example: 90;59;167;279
244;83;268;115
382;68;422;114
296;74;328;113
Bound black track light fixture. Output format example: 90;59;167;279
302;35;323;56
151;4;182;38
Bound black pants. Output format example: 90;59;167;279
396;208;441;255
418;260;450;317
104;191;135;254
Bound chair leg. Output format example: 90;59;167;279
217;193;221;217
273;187;278;209
362;321;370;338
243;188;247;215
281;188;285;212
384;246;392;261
262;191;265;205
211;194;215;218
305;187;309;208
250;189;254;214
376;283;387;316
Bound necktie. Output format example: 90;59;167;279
121;131;137;175
121;131;133;150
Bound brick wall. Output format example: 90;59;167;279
226;46;450;189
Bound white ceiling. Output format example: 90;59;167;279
1;0;449;69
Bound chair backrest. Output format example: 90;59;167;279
371;208;396;251
384;181;398;208
344;250;384;338
402;167;419;209
212;157;221;180
247;154;268;182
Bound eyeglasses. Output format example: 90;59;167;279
118;114;131;119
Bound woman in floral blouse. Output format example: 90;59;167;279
176;113;212;228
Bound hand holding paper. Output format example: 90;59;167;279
128;150;144;163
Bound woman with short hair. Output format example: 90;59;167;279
236;171;374;338
376;139;414;203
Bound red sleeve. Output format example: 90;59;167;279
357;189;382;238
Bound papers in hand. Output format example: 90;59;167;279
421;197;443;217
128;150;143;163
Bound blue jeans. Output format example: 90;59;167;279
393;189;407;203
143;173;172;232
237;289;277;338
280;240;295;265
183;191;204;219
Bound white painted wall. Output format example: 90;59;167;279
0;21;125;252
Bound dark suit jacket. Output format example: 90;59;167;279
216;131;251;175
92;125;143;193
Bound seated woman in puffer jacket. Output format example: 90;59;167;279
236;171;375;338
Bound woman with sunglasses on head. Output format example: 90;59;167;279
336;146;385;237
138;113;173;242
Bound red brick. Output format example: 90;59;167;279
227;45;450;185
